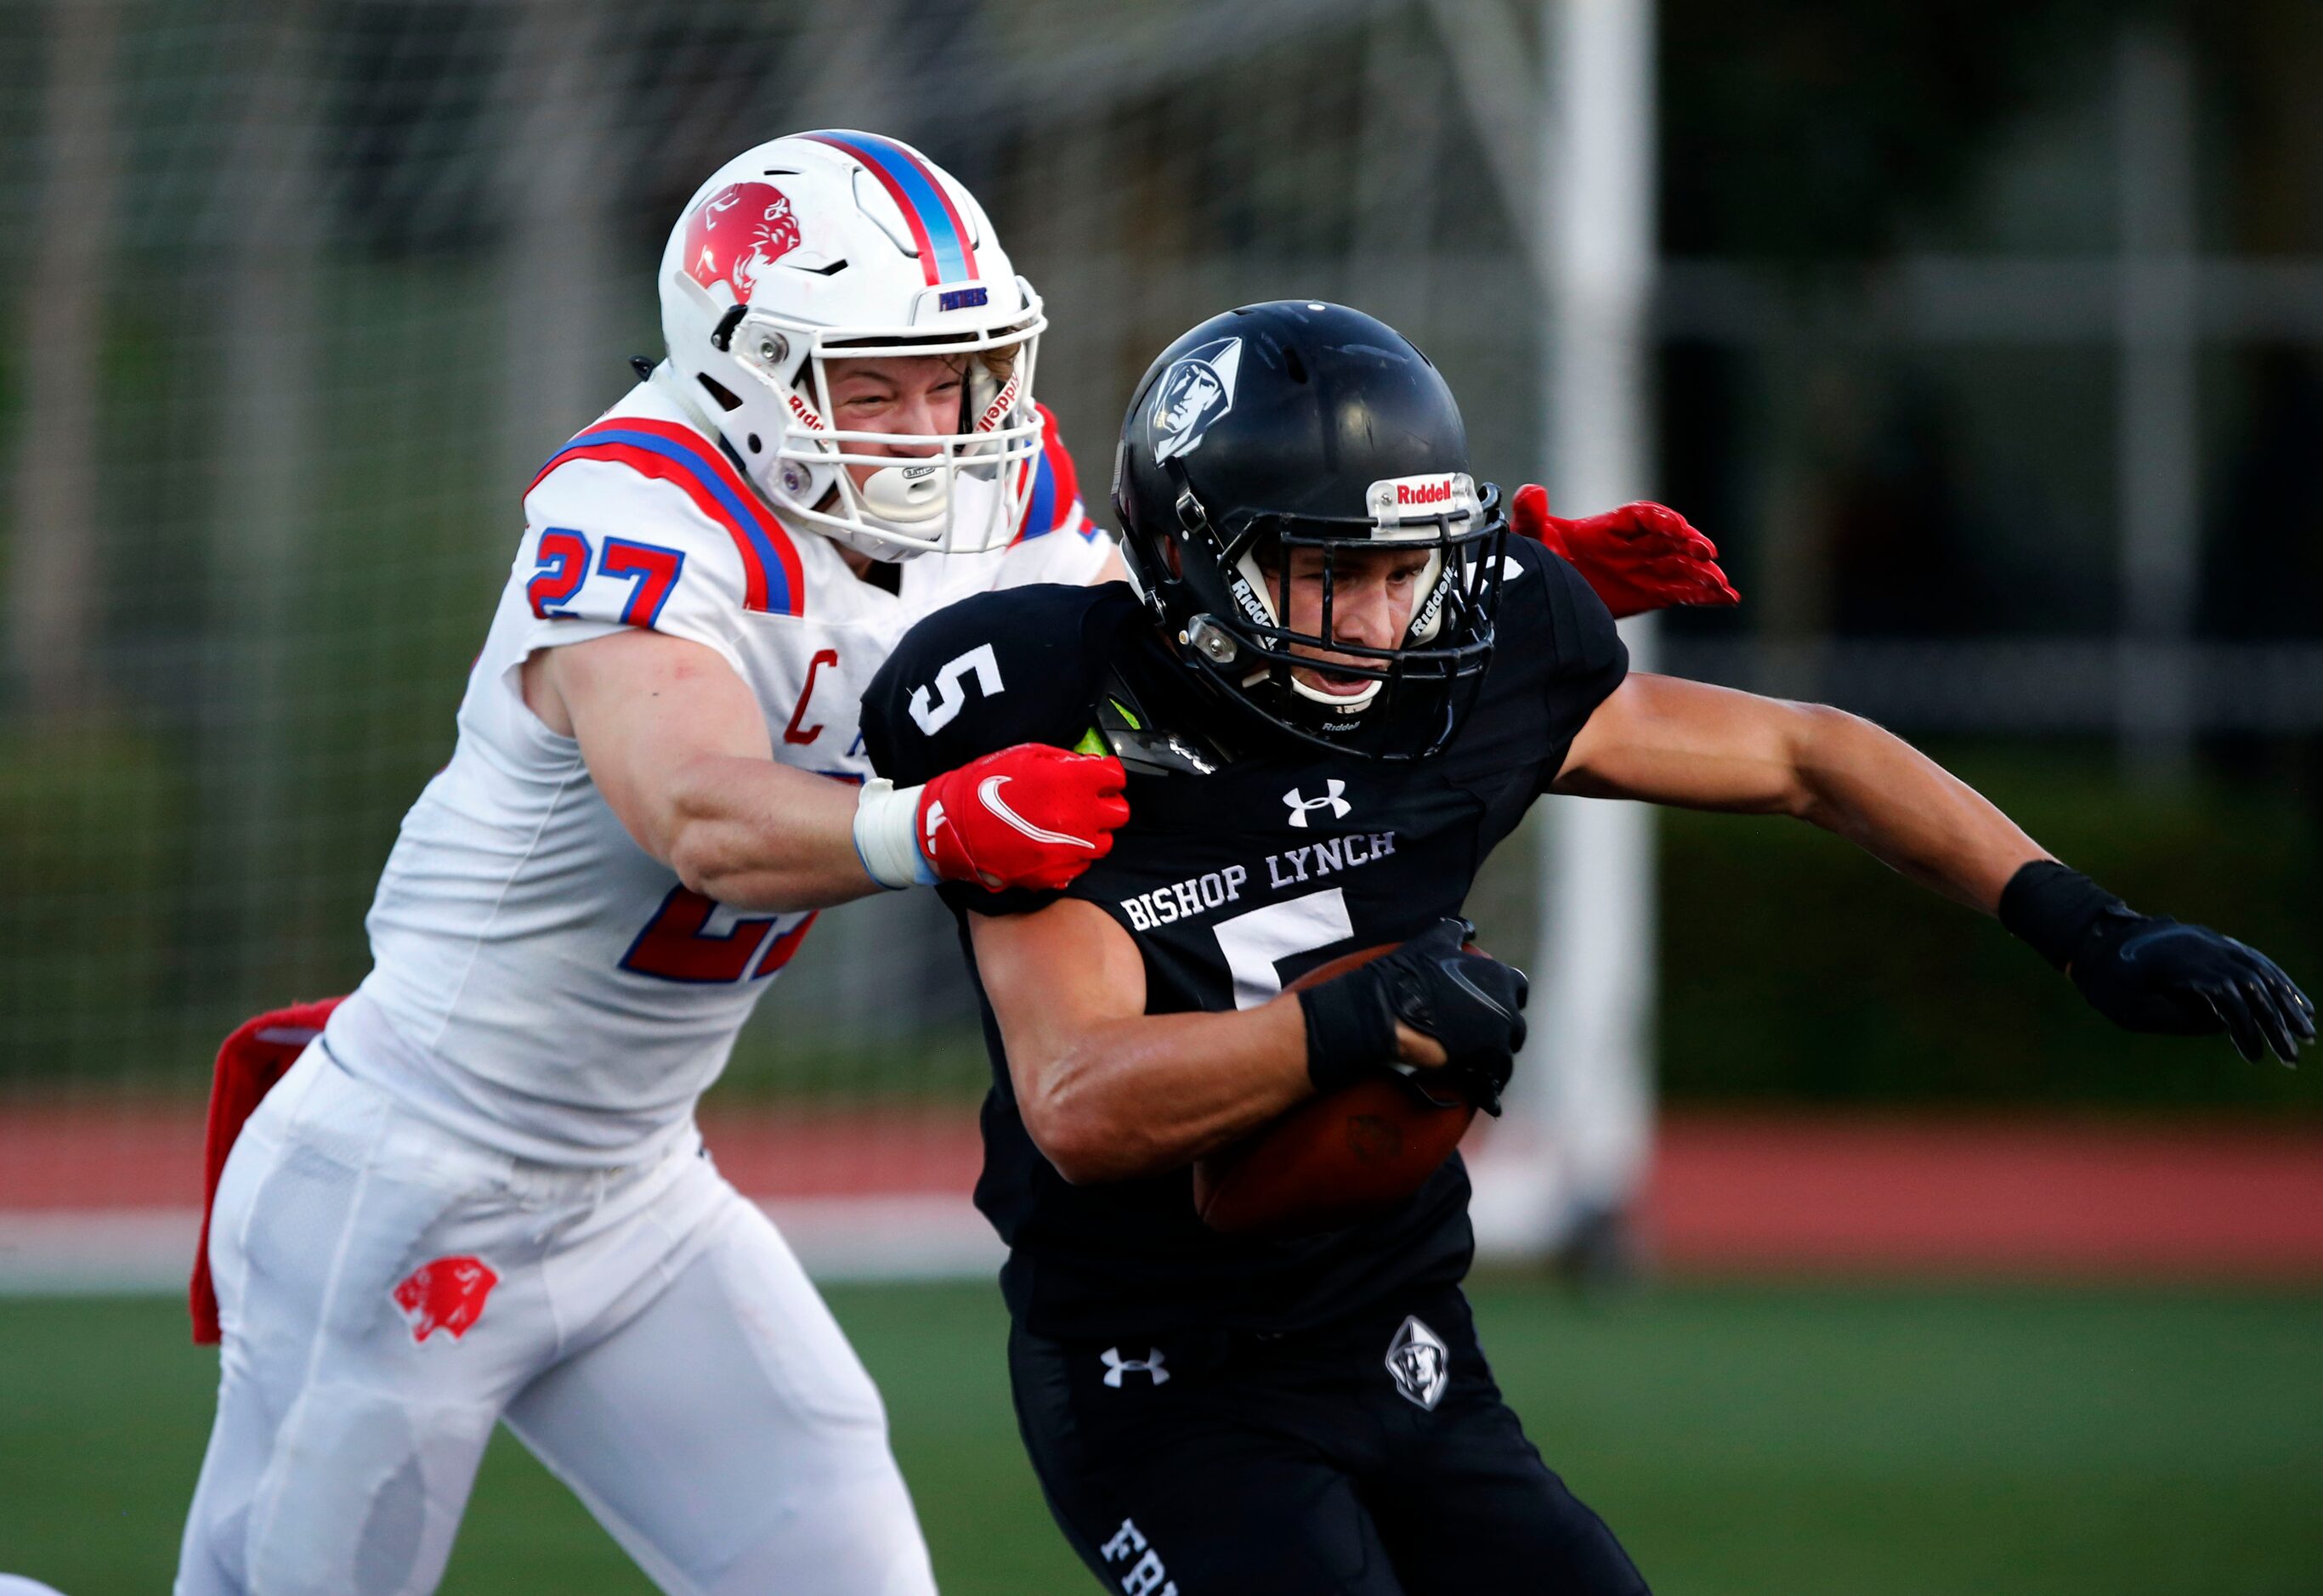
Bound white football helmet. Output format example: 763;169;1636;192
657;130;1047;561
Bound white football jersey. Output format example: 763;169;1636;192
326;378;1113;1164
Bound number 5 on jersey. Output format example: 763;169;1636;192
528;528;686;627
909;643;1004;733
1214;889;1357;1009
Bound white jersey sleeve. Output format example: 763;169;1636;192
511;427;770;681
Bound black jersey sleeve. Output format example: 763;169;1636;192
862;581;1127;916
863;583;1113;782
1501;536;1630;785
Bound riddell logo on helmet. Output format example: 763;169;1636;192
977;373;1021;433
1227;574;1273;630
1369;473;1474;520
785;391;825;433
683;181;801;304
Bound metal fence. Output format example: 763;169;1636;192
2;0;2315;1092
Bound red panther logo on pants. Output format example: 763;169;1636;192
392;1255;500;1343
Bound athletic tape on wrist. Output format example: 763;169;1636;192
1299;973;1399;1095
853;778;938;891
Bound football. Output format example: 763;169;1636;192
1192;940;1482;1239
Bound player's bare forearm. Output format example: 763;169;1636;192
531;628;885;913
971;899;1315;1184
1031;1004;1312;1184
1782;701;2049;912
657;753;886;911
1555;673;2046;913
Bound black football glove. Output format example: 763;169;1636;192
1299;920;1530;1113
2000;862;2315;1066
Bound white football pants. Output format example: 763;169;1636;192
175;1046;937;1596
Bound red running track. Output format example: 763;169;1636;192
2;1100;2318;1281
1638;1114;2323;1280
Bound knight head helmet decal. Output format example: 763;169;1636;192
1148;337;1244;462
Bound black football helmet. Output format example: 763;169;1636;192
1111;301;1507;761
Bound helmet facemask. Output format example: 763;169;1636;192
1168;473;1509;761
705;289;1046;561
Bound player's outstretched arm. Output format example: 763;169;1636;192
1513;484;1739;619
529;628;1125;913
1554;674;2041;909
1552;674;2315;1063
970;903;1515;1183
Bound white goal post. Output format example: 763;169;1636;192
1470;0;1661;1264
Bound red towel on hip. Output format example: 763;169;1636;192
190;996;344;1344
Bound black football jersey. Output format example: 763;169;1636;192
861;535;1629;1339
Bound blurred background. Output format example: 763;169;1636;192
2;2;2319;1593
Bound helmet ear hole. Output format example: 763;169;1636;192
746;433;762;453
697;374;744;413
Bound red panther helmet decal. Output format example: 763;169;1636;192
681;181;802;306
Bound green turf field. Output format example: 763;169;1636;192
3;1278;2319;1594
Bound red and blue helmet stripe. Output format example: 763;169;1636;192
800;130;981;287
1018;447;1059;545
1011;404;1099;546
529;418;806;617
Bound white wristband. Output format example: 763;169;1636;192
853;778;938;890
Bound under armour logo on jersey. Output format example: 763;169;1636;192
1100;1346;1170;1387
1283;780;1351;828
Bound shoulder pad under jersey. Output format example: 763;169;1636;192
864;583;1140;787
525;416;811;621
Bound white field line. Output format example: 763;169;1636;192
0;1146;1570;1297
0;1195;1007;1297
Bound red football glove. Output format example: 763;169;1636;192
1512;483;1740;620
918;743;1130;892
